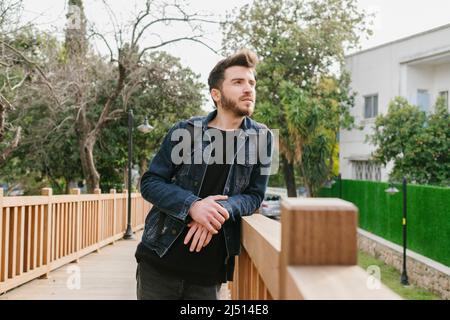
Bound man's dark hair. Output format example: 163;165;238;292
208;49;259;106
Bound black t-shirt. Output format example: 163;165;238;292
136;127;236;286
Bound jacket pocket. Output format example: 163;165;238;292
144;210;165;241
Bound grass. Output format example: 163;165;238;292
357;251;441;300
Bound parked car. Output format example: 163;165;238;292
260;194;281;219
297;186;308;197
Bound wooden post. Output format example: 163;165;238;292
0;188;3;283
279;198;358;300
1;190;9;285
110;189;116;244
40;188;52;279
70;188;81;263
123;189;127;235
94;188;101;253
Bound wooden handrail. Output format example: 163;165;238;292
231;214;281;299
230;197;401;300
0;188;151;294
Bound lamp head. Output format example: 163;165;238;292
137;117;154;134
385;183;399;195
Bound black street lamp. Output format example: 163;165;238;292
338;173;342;199
385;177;409;285
124;108;153;240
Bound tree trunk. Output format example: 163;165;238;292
281;154;297;197
299;162;312;198
64;176;71;195
78;136;100;193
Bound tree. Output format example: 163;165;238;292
60;0;217;192
266;74;354;197
222;0;370;196
0;0;26;166
96;51;205;191
2;0;212;194
370;97;449;186
0;29;84;194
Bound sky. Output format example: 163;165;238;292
18;0;450;110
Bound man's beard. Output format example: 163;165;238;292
220;92;253;117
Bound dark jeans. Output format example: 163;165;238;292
136;261;222;300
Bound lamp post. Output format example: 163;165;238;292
123;108;153;240
338;173;342;199
385;177;409;285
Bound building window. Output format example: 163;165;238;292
417;89;430;112
351;161;381;181
364;94;378;119
438;91;448;108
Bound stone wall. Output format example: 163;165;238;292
358;229;450;300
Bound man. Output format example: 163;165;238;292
135;49;273;300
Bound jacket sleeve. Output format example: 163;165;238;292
140;122;200;222
217;129;273;221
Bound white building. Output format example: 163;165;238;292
340;23;450;181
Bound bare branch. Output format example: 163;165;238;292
0;39;60;106
0;92;13;110
104;108;125;122
88;26;116;62
0;126;21;166
131;0;151;45
133;16;218;47
90;63;126;139
139;35;218;60
0;93;11;141
101;0;122;50
10;71;29;91
44;115;74;141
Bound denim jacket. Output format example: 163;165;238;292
139;109;272;260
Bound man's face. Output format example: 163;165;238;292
214;66;256;117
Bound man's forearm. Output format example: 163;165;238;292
140;171;201;222
217;191;263;221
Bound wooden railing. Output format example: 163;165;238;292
230;198;401;300
0;188;151;294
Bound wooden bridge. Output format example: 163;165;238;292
0;188;400;299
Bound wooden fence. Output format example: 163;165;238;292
0;188;151;294
230;198;401;300
2;189;402;299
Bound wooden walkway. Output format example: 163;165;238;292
0;231;230;300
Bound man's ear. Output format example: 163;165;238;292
211;88;221;103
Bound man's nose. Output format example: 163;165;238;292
243;82;254;93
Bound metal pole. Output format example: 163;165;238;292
401;176;409;285
124;108;134;239
338;173;342;199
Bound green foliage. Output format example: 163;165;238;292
222;0;370;195
1;1;207;194
320;180;450;267
1;38;205;194
96;51;205;190
370;97;450;186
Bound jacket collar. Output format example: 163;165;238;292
197;109;250;131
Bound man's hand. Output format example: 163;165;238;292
188;195;230;234
184;221;213;252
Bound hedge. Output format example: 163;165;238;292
319;180;450;266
